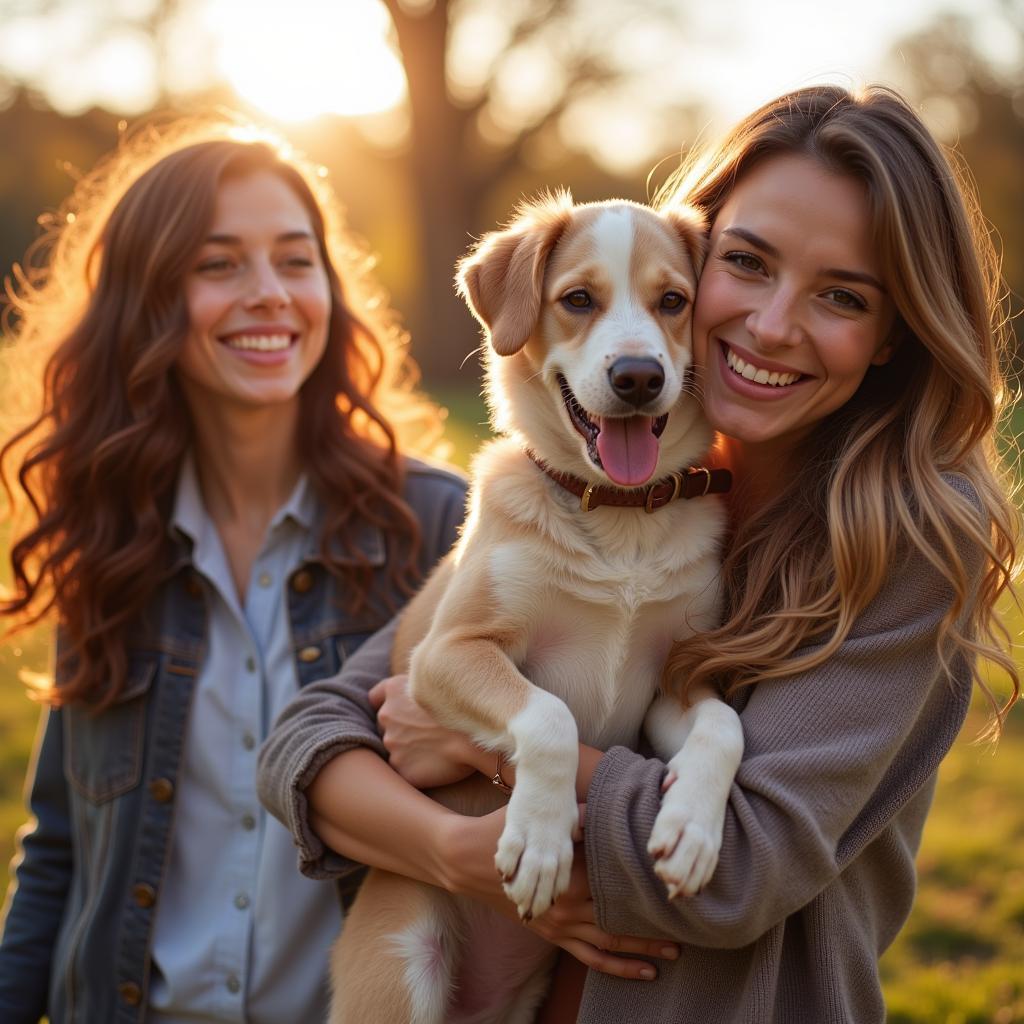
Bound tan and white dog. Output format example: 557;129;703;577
329;193;744;1024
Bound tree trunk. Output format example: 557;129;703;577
386;0;486;386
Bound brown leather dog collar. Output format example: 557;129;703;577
526;451;732;513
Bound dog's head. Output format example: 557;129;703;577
458;192;710;488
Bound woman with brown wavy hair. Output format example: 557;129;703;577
0;120;466;1022
258;84;1020;1023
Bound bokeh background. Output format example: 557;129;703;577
0;1;1022;1020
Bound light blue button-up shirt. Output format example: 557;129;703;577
149;456;341;1023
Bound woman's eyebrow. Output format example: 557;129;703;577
722;226;886;293
820;267;887;293
721;226;778;257
202;230;315;245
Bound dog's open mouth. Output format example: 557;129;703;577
558;374;668;488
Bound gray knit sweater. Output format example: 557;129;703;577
257;481;979;1024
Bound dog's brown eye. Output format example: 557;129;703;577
563;290;592;310
661;291;686;311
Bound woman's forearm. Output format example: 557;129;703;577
307;747;460;890
304;738;605;893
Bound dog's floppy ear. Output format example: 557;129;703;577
457;191;574;357
661;203;709;278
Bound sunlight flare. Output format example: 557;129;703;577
204;0;407;122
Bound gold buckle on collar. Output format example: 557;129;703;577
645;471;683;514
687;466;712;497
580;483;597;512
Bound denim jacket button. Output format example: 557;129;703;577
291;569;314;593
184;574;203;599
132;883;156;908
148;777;174;803
298;645;321;663
118;981;142;1005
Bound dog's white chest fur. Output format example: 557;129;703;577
464;438;724;749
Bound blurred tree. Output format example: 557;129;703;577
888;7;1024;350
377;0;702;379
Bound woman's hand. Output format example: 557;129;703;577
369;675;481;789
441;805;679;981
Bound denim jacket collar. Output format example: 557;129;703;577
168;453;386;572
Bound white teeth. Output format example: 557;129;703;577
225;333;292;352
724;347;800;387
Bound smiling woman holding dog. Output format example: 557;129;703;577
259;84;1021;1023
0;123;467;1022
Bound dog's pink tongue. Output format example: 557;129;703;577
596;416;659;487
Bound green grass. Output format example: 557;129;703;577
2;391;1023;1021
880;698;1024;1023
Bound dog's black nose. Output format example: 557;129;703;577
608;358;664;407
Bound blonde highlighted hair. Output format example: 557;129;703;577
1;116;446;707
658;85;1020;733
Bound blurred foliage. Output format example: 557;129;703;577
887;7;1024;337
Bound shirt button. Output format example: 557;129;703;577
242;732;256;751
291;569;314;593
258;572;272;588
226;974;241;994
132;883;156;908
118;981;142;1005
241;813;256;831
234;892;251;910
148;778;174;803
245;656;256;672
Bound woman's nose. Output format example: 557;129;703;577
745;286;802;349
245;261;290;309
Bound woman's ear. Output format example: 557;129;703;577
457;192;574;357
872;312;908;366
871;343;895;367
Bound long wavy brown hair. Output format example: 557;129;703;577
658;85;1021;735
1;119;447;709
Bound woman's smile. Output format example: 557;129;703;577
217;325;300;364
717;338;809;397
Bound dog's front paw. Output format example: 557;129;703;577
647;776;724;899
495;798;577;921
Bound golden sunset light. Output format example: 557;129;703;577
1;1;1024;1021
203;0;407;122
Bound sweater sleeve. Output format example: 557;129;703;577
586;496;981;949
0;707;73;1022
257;616;399;879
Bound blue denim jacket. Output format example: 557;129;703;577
0;459;466;1024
